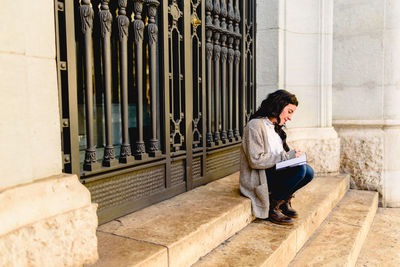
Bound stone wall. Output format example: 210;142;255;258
333;0;400;206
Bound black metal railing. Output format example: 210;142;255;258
56;0;256;224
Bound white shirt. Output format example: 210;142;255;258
264;118;284;155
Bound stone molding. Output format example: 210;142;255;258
333;119;400;128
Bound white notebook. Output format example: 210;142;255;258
276;153;307;170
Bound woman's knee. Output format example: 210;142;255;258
305;164;314;181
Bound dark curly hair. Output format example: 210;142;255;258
249;90;298;152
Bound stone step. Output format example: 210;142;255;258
290;190;378;267
193;174;349;267
88;172;253;267
356;207;400;266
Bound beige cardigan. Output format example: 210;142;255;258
239;118;296;219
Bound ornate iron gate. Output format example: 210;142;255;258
55;0;256;224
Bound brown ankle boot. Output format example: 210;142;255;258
269;198;293;225
280;195;298;218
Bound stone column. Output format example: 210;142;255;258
0;1;98;265
256;0;340;174
333;0;400;207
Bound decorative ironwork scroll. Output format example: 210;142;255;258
80;0;101;171
168;0;185;152
191;0;203;149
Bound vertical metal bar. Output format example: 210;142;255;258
162;0;171;188
205;0;215;147
118;0;134;163
220;0;228;143
133;0;149;160
146;0;162;157
227;0;234;142
184;0;194;190
201;0;208;176
213;0;221;145
233;0;241;140
80;0;101;171
64;0;80;176
100;0;118;167
241;0;247;126
252;0;257;113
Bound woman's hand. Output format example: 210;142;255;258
295;148;302;158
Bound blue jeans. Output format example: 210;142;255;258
265;164;314;200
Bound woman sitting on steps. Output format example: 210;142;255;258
239;90;314;225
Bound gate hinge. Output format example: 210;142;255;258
62;118;69;128
57;1;64;12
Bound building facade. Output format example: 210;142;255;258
0;0;399;265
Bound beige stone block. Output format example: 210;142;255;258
284;85;320;128
0;174;92;236
89;232;168;267
334;0;384;36
384;170;400;207
385;0;400;30
27;57;62;179
256;29;280;87
0;204;98;267
0;53;33;189
256;0;279;31
285;32;320;86
333;34;384;88
25;0;56;58
356;208;400;266
335;126;384;195
333;85;384;120
0;0;26;54
98;173;252;267
286;0;325;34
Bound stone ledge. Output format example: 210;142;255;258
193;174;349;266
97;172;252;267
0;173;92;236
290;190;378;266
